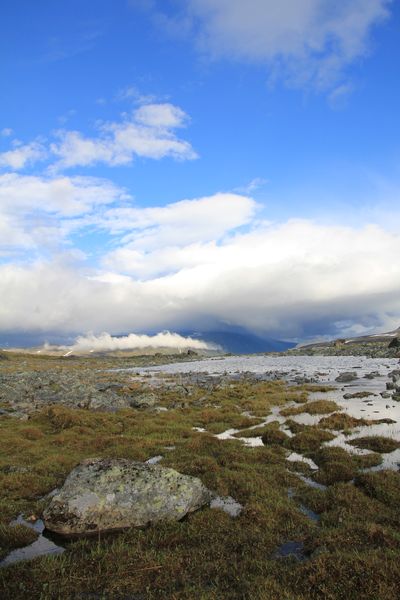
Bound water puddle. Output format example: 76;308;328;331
0;515;65;568
215;406;288;447
286;453;318;471
296;474;327;491
288;487;320;523
275;540;307;561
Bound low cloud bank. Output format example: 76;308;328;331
70;332;214;353
1;189;400;342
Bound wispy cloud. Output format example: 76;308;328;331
1;128;13;137
136;0;392;92
0;140;47;170
233;178;267;195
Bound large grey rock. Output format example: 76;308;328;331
43;458;211;538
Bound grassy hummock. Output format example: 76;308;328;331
286;429;336;454
280;399;340;417
348;436;400;453
319;412;396;431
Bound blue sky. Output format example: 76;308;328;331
1;0;400;344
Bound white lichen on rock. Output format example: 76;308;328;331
43;458;211;538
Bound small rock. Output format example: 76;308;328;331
335;372;358;383
364;371;381;379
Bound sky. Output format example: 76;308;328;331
1;0;400;345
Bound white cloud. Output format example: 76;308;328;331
152;0;391;89
234;177;267;194
101;192;257;277
0;140;47;170
134;103;188;128
0;173;126;217
101;192;256;241
51;102;197;169
0;102;196;171
1;215;399;339
0;173;127;253
69;331;213;352
1;128;13;137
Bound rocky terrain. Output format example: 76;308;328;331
1;351;400;599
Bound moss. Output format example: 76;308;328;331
280;400;340;417
286;429;335;454
348;436;400;453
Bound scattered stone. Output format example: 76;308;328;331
0;465;29;474
335;372;358;383
364;371;381;379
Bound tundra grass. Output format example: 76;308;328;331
1;356;399;599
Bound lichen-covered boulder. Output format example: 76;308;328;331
43;458;211;538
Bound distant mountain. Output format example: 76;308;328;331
291;326;400;360
0;328;295;355
300;326;400;349
344;326;400;345
0;332;75;349
179;330;295;354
